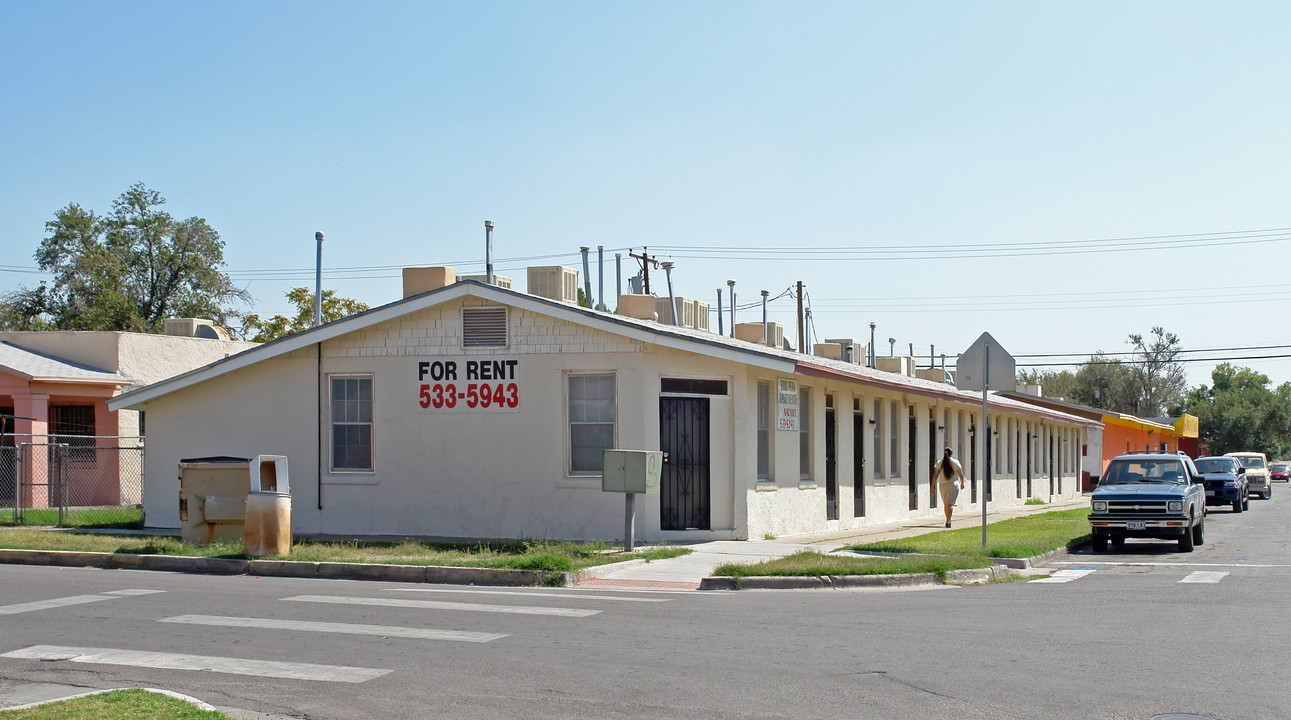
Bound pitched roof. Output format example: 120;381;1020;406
0;341;131;385
105;282;1098;428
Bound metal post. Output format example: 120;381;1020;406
314;231;324;327
485;221;495;285
580;247;592;308
869;323;876;368
796;281;805;352
615;253;622;306
597;245;604;311
662;262;678;325
624;492;636;552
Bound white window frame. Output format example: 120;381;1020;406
567;371;617;476
757;380;773;481
329;373;375;474
798;387;812;481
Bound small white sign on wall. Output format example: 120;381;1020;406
776;378;798;432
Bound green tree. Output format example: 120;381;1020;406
0;183;249;332
1016;328;1184;417
241;288;370;342
1184;363;1291;457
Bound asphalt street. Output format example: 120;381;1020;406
1;489;1288;720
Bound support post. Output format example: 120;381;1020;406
624;492;636;552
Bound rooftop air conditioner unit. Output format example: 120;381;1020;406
527;266;579;304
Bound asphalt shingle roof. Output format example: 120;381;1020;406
0;341;131;384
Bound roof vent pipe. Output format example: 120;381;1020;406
580;247;592;309
485;221;495;285
716;289;724;336
761;290;769;346
661;262;678;325
869;322;876;368
314;231;324;328
727;280;736;337
597;246;604;311
615;253;622;305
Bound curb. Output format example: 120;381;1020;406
698;565;1010;590
0;687;217;713
990;545;1072;570
0;549;570;587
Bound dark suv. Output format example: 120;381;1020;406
1194;456;1249;512
1090;452;1206;553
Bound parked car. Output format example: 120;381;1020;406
1089;452;1206;553
1194;456;1249;512
1269;463;1290;482
1225;451;1272;499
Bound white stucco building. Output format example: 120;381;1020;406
108;272;1098;542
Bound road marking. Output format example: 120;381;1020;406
1029;568;1097;584
1179;571;1229;584
282;595;600;617
1056;561;1291;568
389;588;669;603
159;614;507;643
0;590;165;616
0;645;390;683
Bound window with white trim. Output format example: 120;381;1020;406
757;381;772;481
798;387;812;480
569;372;616;474
330;375;374;472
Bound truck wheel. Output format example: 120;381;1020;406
1179;515;1195;552
1244;494;1250;510
1192;515;1204;546
1265;486;1273;499
1110;536;1125;548
1233;496;1243;513
1091;533;1108;553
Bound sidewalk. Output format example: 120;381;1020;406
579;495;1090;590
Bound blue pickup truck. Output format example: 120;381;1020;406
1089;452;1206;553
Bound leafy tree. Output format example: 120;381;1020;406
241;288;370;342
1185;363;1291;458
0;183;249;332
1015;328;1184;417
1017;353;1135;409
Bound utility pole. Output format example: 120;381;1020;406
796;281;805;353
628;248;659;295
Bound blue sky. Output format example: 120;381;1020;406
3;1;1290;389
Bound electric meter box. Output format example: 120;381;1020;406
601;450;663;494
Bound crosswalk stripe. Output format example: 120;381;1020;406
0;645;390;683
159;614;507;643
0;590;165;616
282;595;599;618
1179;571;1229;584
389;588;669;603
1029;568;1097;584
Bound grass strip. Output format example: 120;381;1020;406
0;688;231;720
712;551;994;580
851;507;1091;558
0;528;689;572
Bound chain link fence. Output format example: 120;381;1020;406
1;435;144;527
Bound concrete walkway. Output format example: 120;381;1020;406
579;494;1090;590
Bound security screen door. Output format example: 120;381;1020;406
659;397;710;531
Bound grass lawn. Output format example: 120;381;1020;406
0;689;231;720
713;551;995;580
850;507;1092;558
0;527;689;572
0;507;143;529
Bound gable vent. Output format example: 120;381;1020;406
462;306;508;348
